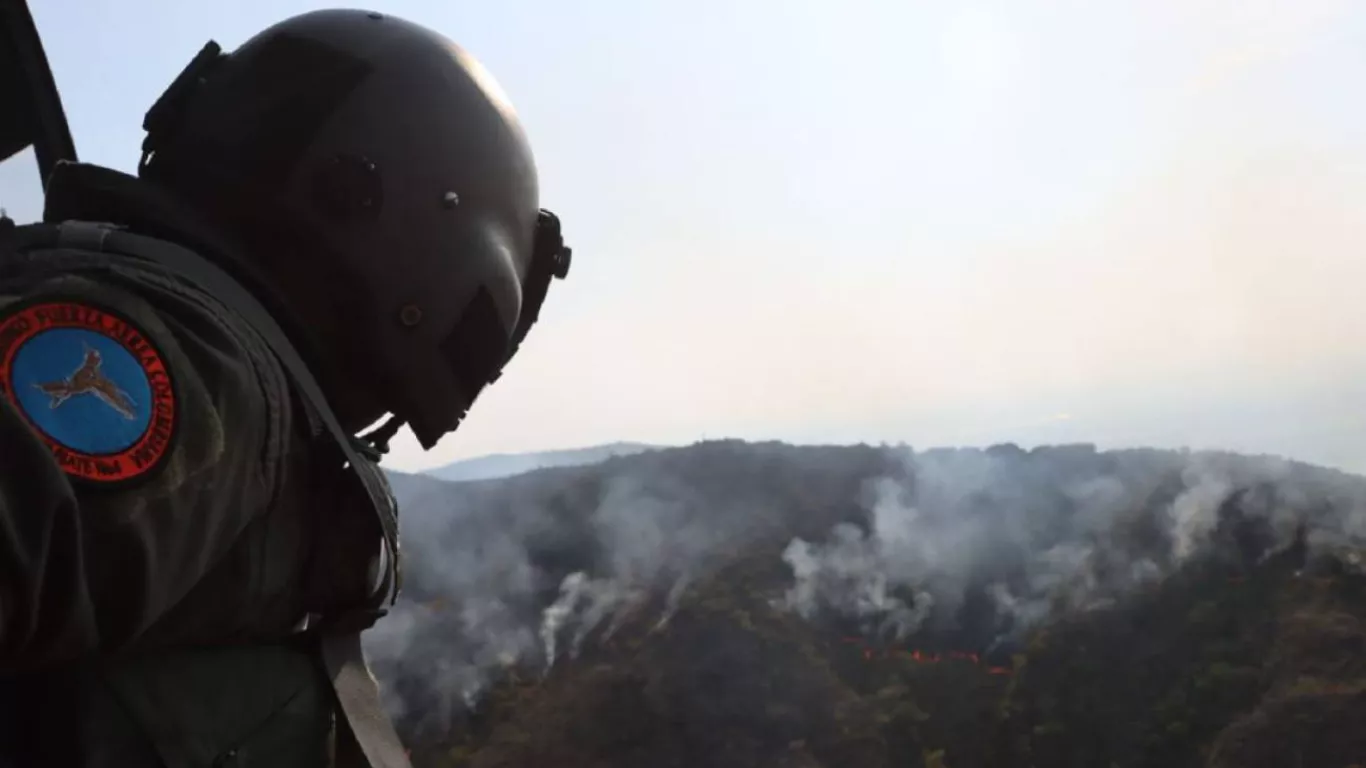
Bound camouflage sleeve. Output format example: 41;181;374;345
0;272;281;671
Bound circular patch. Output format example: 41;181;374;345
0;301;177;484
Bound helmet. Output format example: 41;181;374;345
137;9;571;449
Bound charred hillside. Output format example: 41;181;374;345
371;440;1366;767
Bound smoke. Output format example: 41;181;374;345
539;572;633;670
365;442;1366;736
781;446;1366;651
364;449;790;735
779;519;936;641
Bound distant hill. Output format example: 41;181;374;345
423;441;660;483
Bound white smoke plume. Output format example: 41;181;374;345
539;571;634;671
363;448;789;735
780;446;1366;650
780;522;936;641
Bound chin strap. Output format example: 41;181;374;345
355;415;405;459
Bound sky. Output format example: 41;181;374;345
2;0;1365;475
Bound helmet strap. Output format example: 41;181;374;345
356;414;406;458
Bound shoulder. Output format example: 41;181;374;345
0;245;292;499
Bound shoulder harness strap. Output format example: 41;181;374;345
46;220;411;768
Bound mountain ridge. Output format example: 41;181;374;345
421;441;661;483
371;439;1366;767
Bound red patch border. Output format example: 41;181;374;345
0;299;178;485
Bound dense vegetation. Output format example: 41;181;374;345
374;441;1366;767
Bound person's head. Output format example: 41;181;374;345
137;9;571;449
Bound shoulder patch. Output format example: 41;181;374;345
0;301;178;485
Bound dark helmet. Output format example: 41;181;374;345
137;9;571;449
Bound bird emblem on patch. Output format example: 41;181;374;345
35;345;138;419
0;300;178;485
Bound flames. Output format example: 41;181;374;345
839;637;1014;676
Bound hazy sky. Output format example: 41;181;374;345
3;0;1365;474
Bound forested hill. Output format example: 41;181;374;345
372;440;1366;767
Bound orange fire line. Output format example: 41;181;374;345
839;637;1013;676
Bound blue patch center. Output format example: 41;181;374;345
9;327;154;455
